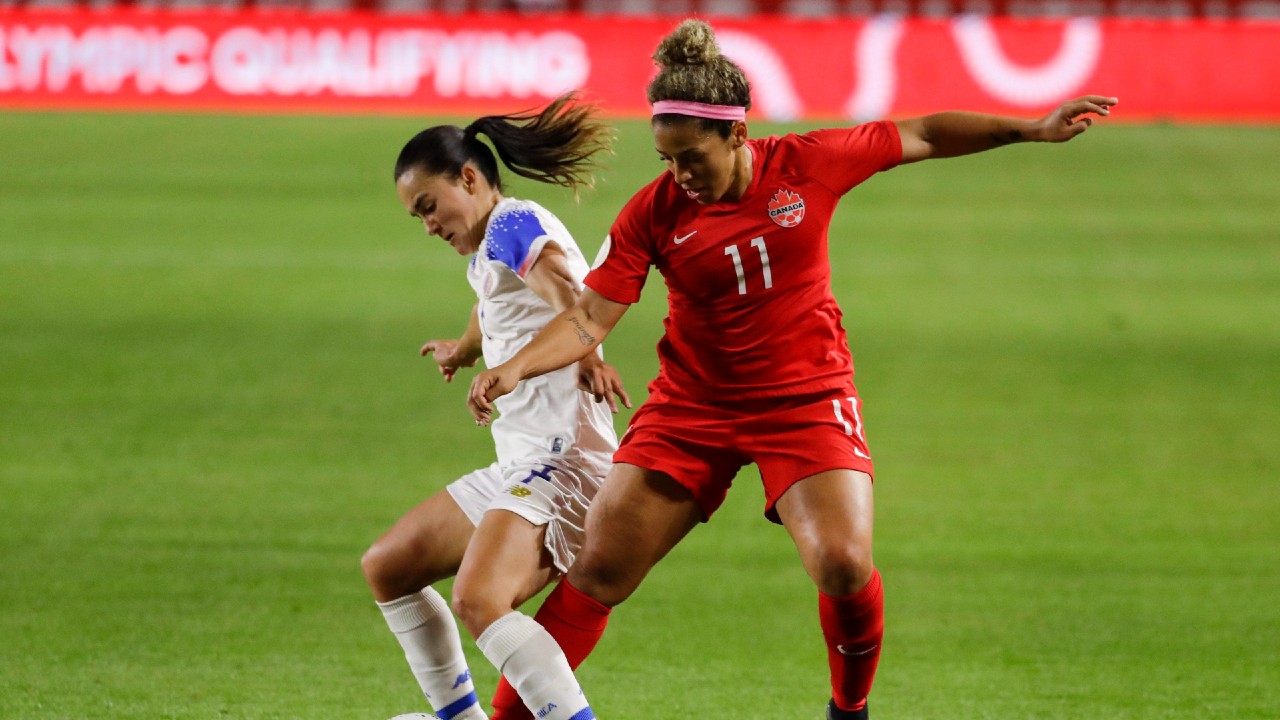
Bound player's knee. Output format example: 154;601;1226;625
361;537;417;597
450;585;508;638
360;540;394;590
811;543;874;597
566;555;634;608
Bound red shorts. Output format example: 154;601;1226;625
613;382;874;524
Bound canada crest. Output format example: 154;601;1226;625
768;188;805;228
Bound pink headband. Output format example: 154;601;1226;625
651;100;746;121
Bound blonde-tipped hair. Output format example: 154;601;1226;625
646;20;752;111
395;92;614;197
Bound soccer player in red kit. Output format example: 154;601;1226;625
469;19;1116;719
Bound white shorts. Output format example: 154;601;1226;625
446;459;602;574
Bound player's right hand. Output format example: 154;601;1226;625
576;359;632;414
467;366;519;426
1036;95;1117;141
421;339;477;383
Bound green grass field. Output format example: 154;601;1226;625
1;112;1277;720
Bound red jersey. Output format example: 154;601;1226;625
585;121;902;401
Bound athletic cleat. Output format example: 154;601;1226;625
826;698;868;720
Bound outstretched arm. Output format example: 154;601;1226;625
895;95;1117;164
468;286;629;425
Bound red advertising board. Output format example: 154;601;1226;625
2;8;1278;121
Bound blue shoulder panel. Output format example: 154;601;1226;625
485;206;548;275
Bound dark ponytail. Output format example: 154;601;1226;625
394;92;613;195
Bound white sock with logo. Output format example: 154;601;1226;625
476;611;594;720
377;588;487;720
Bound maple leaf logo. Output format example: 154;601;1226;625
768;188;805;228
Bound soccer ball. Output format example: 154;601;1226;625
386;715;435;720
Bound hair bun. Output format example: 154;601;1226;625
652;19;720;67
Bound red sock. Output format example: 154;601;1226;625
489;579;611;720
818;568;884;713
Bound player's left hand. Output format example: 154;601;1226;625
576;357;632;414
1037;95;1118;142
421;339;478;383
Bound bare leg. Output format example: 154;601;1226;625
776;469;881;716
451;509;557;639
775;469;874;596
567;463;705;607
361;490;484;720
459;510;589;720
469;463;703;720
475;511;608;720
361;489;475;601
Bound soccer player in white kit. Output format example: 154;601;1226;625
362;93;628;720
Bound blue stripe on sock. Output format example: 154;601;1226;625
567;707;595;720
436;691;479;720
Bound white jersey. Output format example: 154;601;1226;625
466;197;617;477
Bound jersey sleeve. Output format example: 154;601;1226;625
803;120;903;196
484;205;554;278
583;184;659;305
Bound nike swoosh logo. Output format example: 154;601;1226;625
674;231;697;244
836;643;879;656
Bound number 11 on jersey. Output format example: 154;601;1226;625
724;237;773;295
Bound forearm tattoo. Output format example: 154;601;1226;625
566;316;597;346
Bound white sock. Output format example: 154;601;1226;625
377;588;487;720
476;612;594;720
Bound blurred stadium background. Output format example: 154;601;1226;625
2;1;1278;719
4;0;1280;16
